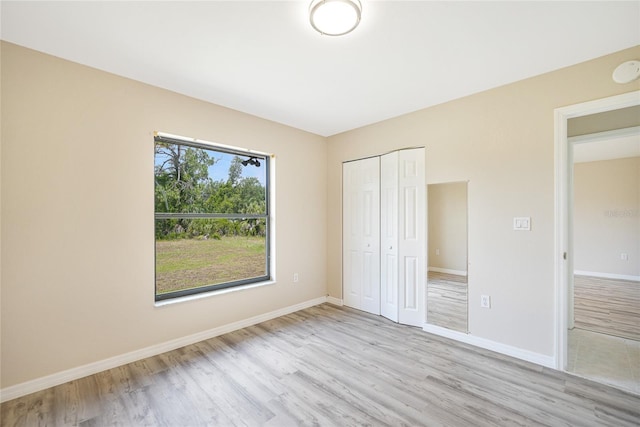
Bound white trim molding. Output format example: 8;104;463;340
568;125;640;145
574;270;640;282
428;267;468;277
326;296;344;306
0;296;328;403
422;323;555;369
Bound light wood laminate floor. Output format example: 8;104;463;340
427;271;468;333
574;275;640;341
2;304;639;426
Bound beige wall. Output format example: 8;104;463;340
574;157;640;277
428;182;467;273
327;46;640;356
0;42;327;388
2;39;640;390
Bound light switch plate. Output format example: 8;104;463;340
513;217;531;231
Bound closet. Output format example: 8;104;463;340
342;148;425;327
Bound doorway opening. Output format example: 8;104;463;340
554;91;640;394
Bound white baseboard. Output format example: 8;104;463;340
574;270;640;282
422;323;555;369
326;296;343;306
0;296;328;403
428;267;467;277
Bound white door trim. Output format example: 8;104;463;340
553;90;640;371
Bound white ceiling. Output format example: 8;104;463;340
2;1;639;136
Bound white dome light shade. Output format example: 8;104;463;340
309;0;362;36
612;60;640;84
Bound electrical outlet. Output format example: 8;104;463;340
436;249;440;256
293;273;299;283
621;253;629;261
481;295;491;308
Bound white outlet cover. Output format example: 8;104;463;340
481;295;491;308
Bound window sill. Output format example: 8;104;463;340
154;279;277;307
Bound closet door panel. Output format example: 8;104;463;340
380;152;399;322
343;157;380;315
398;148;426;327
403;186;418;239
404;256;418;309
384;254;397;304
346;250;361;302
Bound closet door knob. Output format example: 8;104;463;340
389;246;393;250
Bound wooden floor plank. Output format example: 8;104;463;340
574;275;640;341
2;303;639;426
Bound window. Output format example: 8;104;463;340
154;134;271;301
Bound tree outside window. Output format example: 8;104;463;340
154;135;270;301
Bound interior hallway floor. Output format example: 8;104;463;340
568;328;640;395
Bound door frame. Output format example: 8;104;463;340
553;90;640;371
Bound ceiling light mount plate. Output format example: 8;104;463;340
612;60;640;84
309;0;362;36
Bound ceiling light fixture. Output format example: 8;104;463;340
612;60;640;84
309;0;362;36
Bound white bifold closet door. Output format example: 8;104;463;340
380;152;399;321
343;148;425;327
380;148;425;326
343;156;381;315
